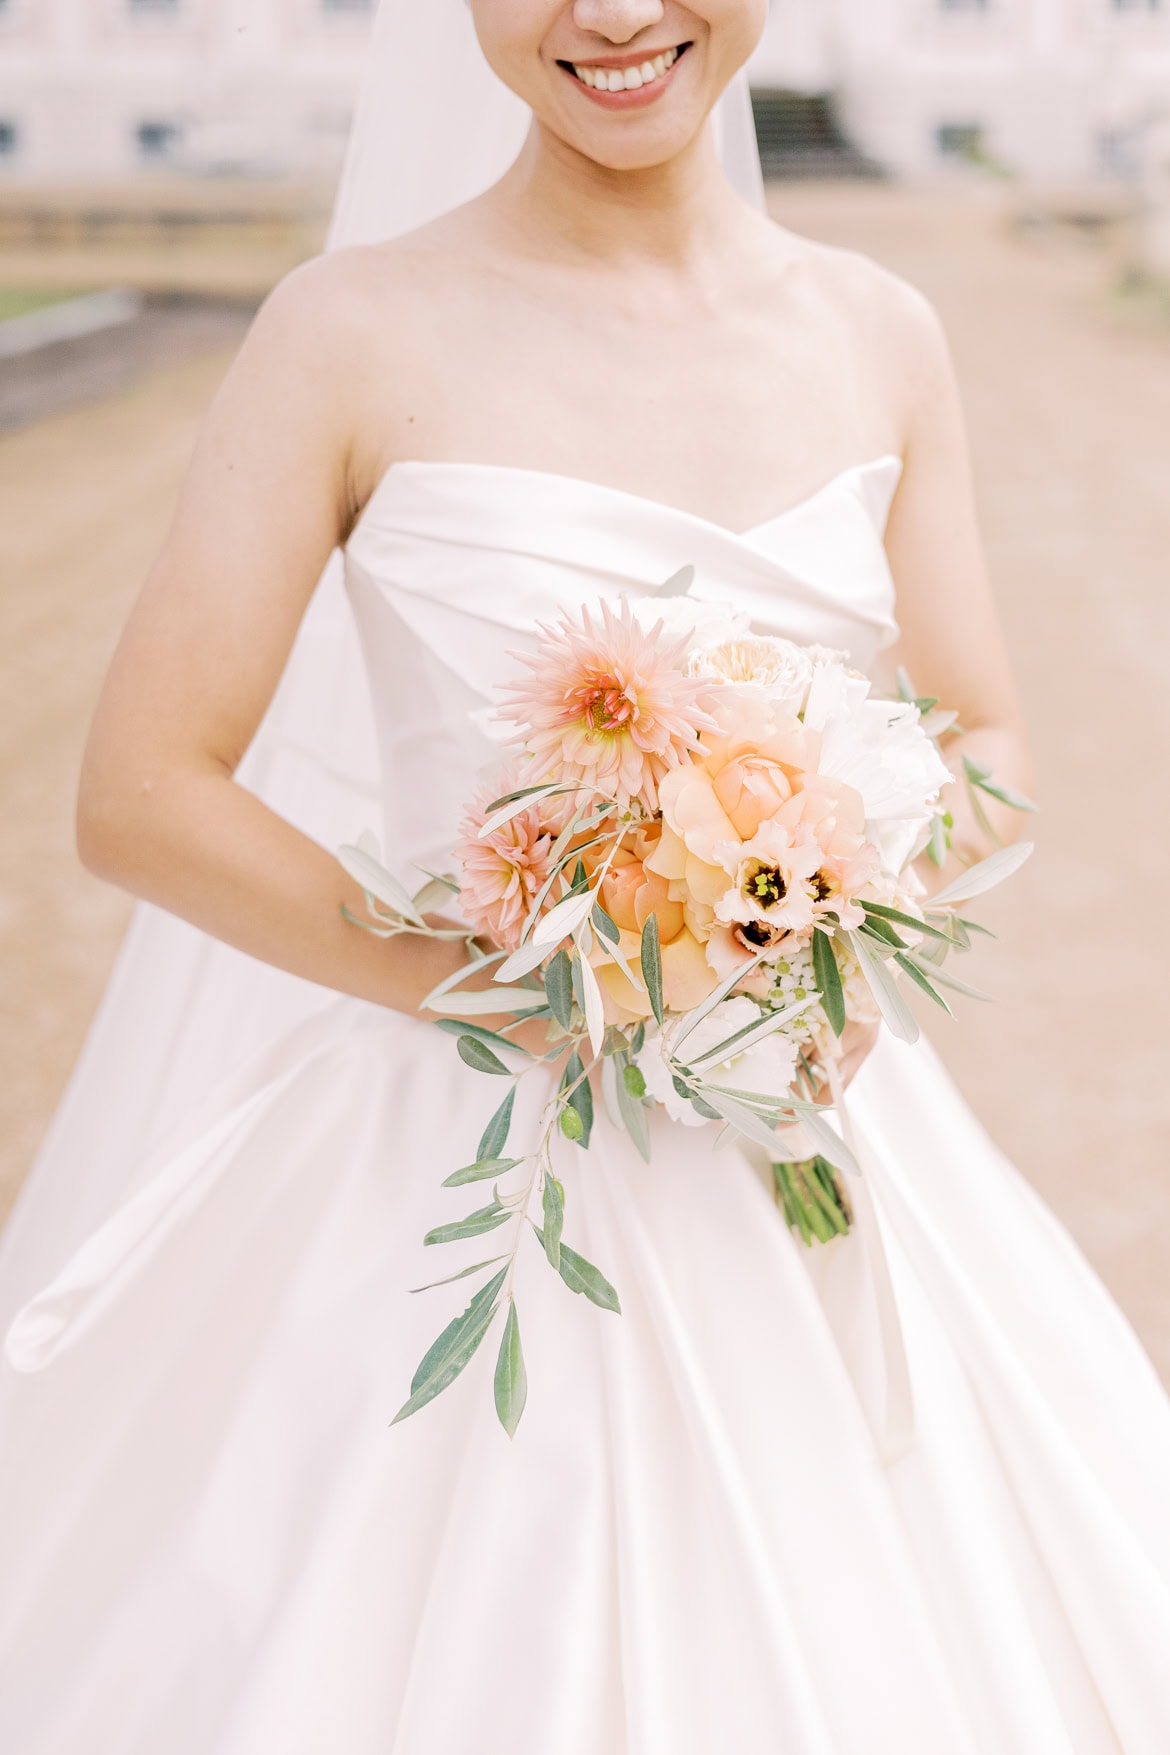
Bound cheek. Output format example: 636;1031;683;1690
702;0;768;69
470;0;561;97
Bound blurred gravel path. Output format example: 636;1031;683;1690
0;294;255;432
2;185;1168;1377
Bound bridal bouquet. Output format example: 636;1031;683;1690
338;585;1033;1437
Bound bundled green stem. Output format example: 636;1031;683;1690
772;1155;853;1246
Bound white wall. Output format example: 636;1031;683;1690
2;0;1168;186
0;0;374;181
749;0;1170;181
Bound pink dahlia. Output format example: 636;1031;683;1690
454;771;556;952
501;598;715;815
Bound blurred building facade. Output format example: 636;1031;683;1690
0;0;1167;187
752;0;1170;184
0;0;374;182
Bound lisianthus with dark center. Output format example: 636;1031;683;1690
501;598;716;814
719;822;825;937
645;694;883;948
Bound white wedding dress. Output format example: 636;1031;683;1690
2;455;1170;1755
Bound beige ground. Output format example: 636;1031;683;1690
2;183;1168;1380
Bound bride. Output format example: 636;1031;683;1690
3;2;1170;1750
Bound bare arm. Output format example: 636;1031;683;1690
881;287;1035;870
76;258;467;1015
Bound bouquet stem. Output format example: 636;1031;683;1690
772;1155;853;1245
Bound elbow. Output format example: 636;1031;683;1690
75;768;156;888
75;781;126;884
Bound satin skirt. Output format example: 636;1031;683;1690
2;996;1169;1755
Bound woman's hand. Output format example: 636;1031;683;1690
835;1018;881;1090
802;1018;881;1110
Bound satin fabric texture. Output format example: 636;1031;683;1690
3;458;1170;1753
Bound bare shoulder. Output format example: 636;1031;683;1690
802;232;945;349
262;227;471;338
766;223;956;426
245;244;405;373
231;239;455;515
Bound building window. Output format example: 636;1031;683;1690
137;120;182;160
939;0;990;11
129;0;180;13
0;120;18;158
1111;0;1160;10
937;123;985;161
321;0;372;11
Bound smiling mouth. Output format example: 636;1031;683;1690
558;42;691;96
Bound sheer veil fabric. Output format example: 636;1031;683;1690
0;6;762;1321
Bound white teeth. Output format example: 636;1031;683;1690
571;47;682;93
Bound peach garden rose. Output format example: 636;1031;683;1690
644;693;881;955
337;587;1034;1439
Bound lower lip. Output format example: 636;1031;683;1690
561;53;685;111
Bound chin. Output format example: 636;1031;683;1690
473;1;766;172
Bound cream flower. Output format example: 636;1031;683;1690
501;597;716;814
688;635;813;711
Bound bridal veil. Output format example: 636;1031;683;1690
0;3;765;1325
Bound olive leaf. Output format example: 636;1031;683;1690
494;1302;528;1439
859;900;954;944
961;753;1038;814
542;1170;565;1270
441;1156;523;1187
846;928;920;1044
336;844;425;926
859;916;906;950
536;1232;622;1314
477;1086;515;1161
434;1019;533;1057
408;1254;509;1294
893;951;952;1013
812;928;846;1037
640;912;664;1025
544;949;575;1032
456;1036;511;1076
423;1203;509;1247
928;842;1034;907
391;1269;506;1424
592;902;620;945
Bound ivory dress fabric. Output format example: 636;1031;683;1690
2;457;1169;1754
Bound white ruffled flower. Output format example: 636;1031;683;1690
801;662;952;865
638;997;800;1127
687;635;812;711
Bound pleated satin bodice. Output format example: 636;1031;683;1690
342;454;904;876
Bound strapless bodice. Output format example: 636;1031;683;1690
341;455;903;877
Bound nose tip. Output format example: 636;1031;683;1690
570;0;667;45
